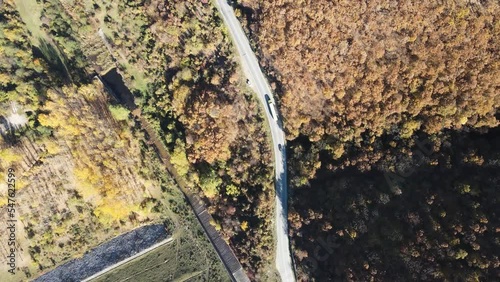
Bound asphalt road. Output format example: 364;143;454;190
214;1;296;281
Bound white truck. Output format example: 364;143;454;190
265;94;278;122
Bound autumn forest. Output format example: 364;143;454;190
0;0;499;281
238;0;499;281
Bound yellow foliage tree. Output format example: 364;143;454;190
0;148;22;167
94;201;136;225
240;220;249;231
225;184;240;197
171;141;190;177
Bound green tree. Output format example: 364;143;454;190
225;184;240;197
109;105;130;121
199;170;222;198
171;140;190;177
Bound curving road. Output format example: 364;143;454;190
214;1;295;281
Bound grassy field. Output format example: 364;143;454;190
13;0;44;41
15;0;72;78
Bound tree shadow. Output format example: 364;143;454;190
32;37;71;85
289;130;500;281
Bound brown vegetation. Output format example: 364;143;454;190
252;0;499;143
239;0;500;281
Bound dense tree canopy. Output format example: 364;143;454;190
289;130;500;281
240;0;500;281
252;0;499;143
